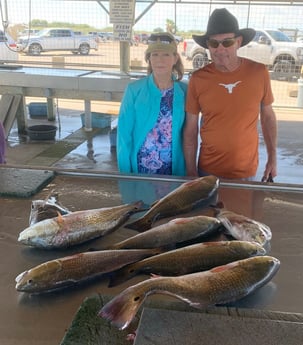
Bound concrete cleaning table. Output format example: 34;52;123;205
0;168;302;344
0;66;137;133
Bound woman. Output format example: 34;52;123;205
117;32;187;176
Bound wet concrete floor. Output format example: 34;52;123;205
5;100;303;185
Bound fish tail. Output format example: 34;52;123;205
108;247;164;287
124;217;153;232
98;286;144;330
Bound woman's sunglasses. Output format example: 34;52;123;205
207;37;237;48
148;35;174;45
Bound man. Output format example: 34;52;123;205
183;8;277;181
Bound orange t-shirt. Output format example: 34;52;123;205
186;58;274;179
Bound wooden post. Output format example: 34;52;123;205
120;41;130;73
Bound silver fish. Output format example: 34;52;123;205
99;256;280;330
15;248;160;293
217;209;272;246
125;175;219;232
18;201;143;249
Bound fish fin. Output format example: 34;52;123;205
150;273;162;279
207;201;225;216
124;217;153;232
217;216;233;233
57;211;64;224
214;201;225;209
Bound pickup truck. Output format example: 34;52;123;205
182;39;209;69
17;28;98;56
182;29;303;76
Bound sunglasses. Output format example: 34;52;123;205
207;37;237;48
148;35;174;45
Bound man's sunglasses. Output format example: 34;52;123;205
207;37;237;48
148;35;174;45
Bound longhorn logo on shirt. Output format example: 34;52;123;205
219;81;242;94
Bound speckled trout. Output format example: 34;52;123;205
15;248;160;293
99;256;280;330
108;241;266;287
18;201;143;249
125;175;219;232
109;215;221;250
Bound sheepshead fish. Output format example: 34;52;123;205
217;209;272;246
18;201;143;249
109;215;221;250
109;241;266;287
15;248;160;293
125;175;219;232
29;195;71;226
99;255;280;330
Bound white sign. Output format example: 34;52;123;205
113;23;132;41
110;0;135;24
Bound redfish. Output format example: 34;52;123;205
109;215;221;250
109;241;266;287
99;256;280;330
125;175;219;232
18;201;143;249
15;248;159;293
217;209;272;246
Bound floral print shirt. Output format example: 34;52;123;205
137;87;173;174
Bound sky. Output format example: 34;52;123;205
2;0;303;34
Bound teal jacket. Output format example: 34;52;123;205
117;73;187;176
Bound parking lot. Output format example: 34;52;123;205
14;40;299;108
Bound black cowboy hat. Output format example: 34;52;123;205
193;8;256;48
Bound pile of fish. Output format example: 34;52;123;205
15;175;279;333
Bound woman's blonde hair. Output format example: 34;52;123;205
145;51;184;81
144;32;184;81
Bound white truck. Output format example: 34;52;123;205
183;29;303;77
17;28;98;56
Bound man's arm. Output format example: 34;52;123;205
183;112;199;176
260;104;277;180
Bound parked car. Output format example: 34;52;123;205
98;32;114;41
17;28;98;55
0;30;19;62
135;33;150;44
